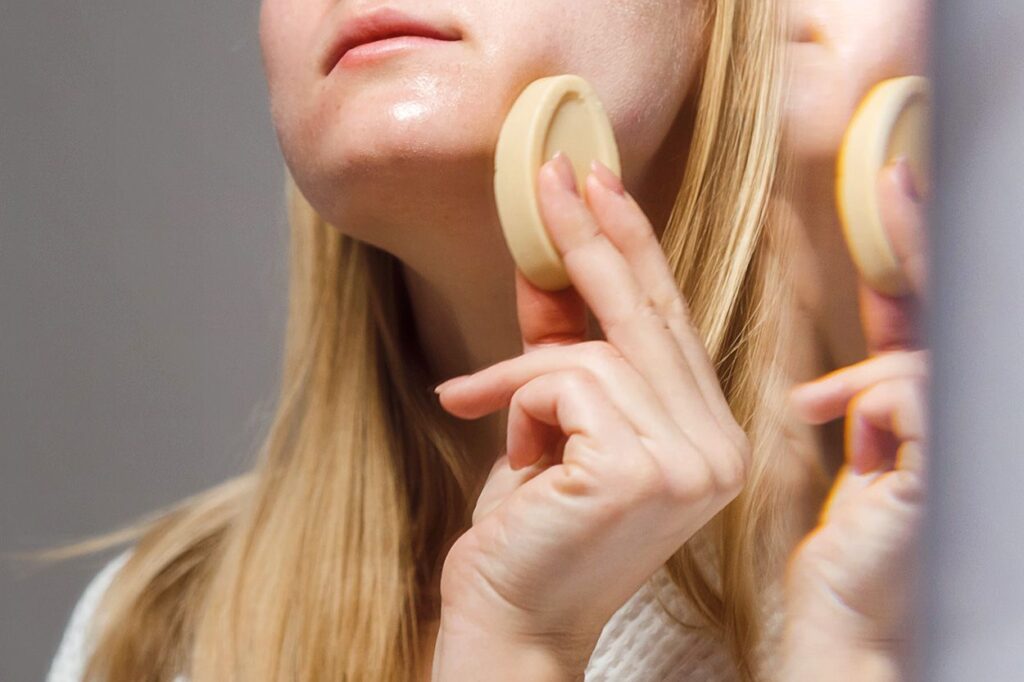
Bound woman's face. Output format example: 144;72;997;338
786;0;929;160
258;0;706;249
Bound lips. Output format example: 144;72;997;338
322;7;461;75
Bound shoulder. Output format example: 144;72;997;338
45;549;133;682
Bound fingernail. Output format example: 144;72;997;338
434;376;466;394
551;151;579;196
589;159;626;196
893;156;922;203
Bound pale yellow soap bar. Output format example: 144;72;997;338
836;75;931;296
494;74;622;291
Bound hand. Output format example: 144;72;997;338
783;158;930;678
431;153;749;680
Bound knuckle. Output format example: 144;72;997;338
633;295;662;324
624;451;666;500
605;296;660;334
661;292;689;326
719;432;752;492
558;366;600;396
663;455;716;503
509;379;533;408
581;340;625;366
723;421;751;457
558;445;604;496
716;450;749;495
698;430;751;489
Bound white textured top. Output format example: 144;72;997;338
47;548;783;681
46;552;129;682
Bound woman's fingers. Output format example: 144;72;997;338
535;153;721;442
845;376;927;474
505;367;739;512
505;368;646;473
438;341;692;465
789;350;928;424
582;162;737;431
471;452;554;524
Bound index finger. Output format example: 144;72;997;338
535;155;717;435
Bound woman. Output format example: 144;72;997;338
44;0;926;680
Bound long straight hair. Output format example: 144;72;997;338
38;1;822;679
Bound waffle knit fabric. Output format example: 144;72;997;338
47;540;784;682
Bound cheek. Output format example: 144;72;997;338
492;0;699;144
835;2;929;91
786;0;930;159
603;31;698;175
259;0;300;85
547;5;699;175
258;0;324;139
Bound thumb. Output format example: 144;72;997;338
515;265;590;353
878;157;928;298
860;159;928;354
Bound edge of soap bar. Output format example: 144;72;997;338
836;75;930;297
494;74;621;291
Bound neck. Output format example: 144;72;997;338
397;108;694;495
778;155;870;479
400;236;521;494
783;156;867;376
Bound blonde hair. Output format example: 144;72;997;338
34;0;815;679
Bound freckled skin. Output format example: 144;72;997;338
785;0;930;160
258;0;706;262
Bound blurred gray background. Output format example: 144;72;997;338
920;2;1024;680
0;1;287;679
4;0;1024;680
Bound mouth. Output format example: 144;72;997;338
322;7;462;76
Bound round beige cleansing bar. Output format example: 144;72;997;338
836;75;931;296
494;74;622;291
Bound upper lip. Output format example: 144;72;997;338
321;6;461;74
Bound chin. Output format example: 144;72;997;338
286;125;498;247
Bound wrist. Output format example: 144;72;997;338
781;625;903;682
781;593;906;682
432;608;598;682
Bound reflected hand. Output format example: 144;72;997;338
785;158;930;665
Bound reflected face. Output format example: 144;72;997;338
258;1;706;248
785;0;929;159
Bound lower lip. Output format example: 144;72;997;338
337;35;457;69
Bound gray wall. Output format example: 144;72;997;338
920;2;1024;680
0;2;287;679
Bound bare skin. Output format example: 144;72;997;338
256;0;927;675
410;163;869;682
